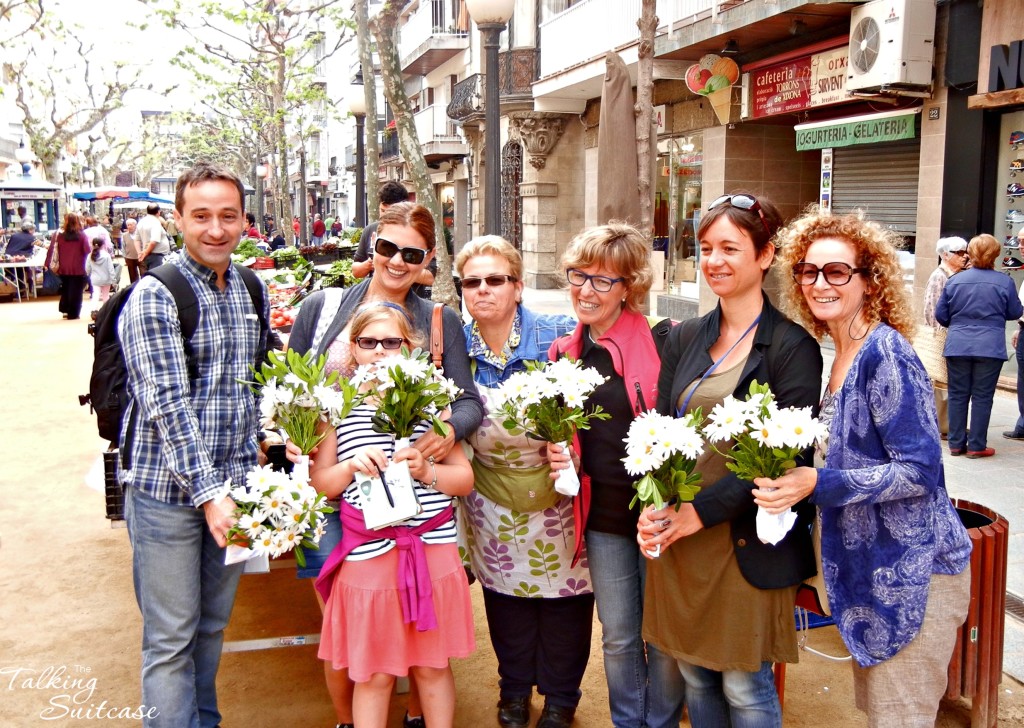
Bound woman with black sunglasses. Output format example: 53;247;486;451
756;211;971;727
637;194;821;728
548;223;685;728
454;236;590;728
287;201;482;728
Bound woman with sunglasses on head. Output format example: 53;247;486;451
454;236;592;728
288;201;482;728
934;233;1023;458
548;223;685;728
636;193;821;728
310;303;475;728
755;211;971;727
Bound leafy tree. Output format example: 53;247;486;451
153;0;354;245
371;0;457;307
2;11;160;184
0;0;43;48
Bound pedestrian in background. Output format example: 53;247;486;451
935;233;1023;458
45;212;91;320
1004;226;1024;440
86;237;117;310
920;236;968;437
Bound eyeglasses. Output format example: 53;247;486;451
566;268;625;293
355;337;405;350
374;237;428;265
707;194;772;237
791;262;867;287
952;250;969;258
461;274;518;289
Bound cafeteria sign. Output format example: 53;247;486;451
751;47;848;119
795;111;917;151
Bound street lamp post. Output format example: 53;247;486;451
256;163;268;228
14;139;32;176
465;0;515;236
347;86;367;228
82;169;95;216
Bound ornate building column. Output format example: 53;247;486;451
509;112;575;288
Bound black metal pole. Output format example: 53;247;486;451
480;22;504;236
355;113;366;228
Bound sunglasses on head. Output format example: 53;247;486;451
374;237;427;265
461;274;517;289
791;261;867;287
355;336;406;350
707;194;772;237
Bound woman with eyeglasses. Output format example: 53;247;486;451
636;193;821;728
287;201;482;728
935;233;1023;458
920;237;969;438
755;211;971;727
548;223;684;728
454;236;592;728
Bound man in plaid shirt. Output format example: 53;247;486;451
119;163;268;727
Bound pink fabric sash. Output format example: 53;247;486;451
314;500;454;632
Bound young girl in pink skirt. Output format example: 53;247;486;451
310;303;475;728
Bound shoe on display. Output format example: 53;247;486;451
1012;130;1024;149
1006;237;1021;250
1008;182;1024;197
1007;209;1024;224
1003;255;1024;269
1013;159;1024;170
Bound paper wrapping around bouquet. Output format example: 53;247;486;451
708;87;735;125
553;440;581;497
224;544;270;573
755;505;797;545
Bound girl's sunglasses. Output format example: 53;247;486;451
375;237;427;265
707;194;771;237
355;337;405;350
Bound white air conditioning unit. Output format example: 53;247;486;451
847;0;936;92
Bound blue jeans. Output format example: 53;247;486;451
1015;330;1024;434
126;486;244;728
586;530;685;728
945;356;1004;451
678;660;781;728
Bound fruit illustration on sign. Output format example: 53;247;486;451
685;54;740;95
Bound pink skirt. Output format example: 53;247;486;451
318;542;475;682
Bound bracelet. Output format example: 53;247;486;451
427;456;437;489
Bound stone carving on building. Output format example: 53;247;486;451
509;113;567;170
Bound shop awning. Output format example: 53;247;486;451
794;109;921;151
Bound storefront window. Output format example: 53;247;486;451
655;134;703;293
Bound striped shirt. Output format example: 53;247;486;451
118;253;268;507
337;405;456;560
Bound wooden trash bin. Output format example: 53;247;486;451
946;499;1008;728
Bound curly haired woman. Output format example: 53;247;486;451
756;210;972;728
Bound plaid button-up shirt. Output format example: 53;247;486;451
118;253;268;507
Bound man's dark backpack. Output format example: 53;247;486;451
79;263;270;447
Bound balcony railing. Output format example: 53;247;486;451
539;0;714;78
398;0;470;71
447;73;483;123
499;48;537;102
413;104;462;145
381;131;400;160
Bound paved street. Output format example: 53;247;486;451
523;284;1024;683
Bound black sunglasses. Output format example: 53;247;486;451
707;194;772;237
374;237;428;265
461;274;517;289
791;261;867;287
355;336;406;350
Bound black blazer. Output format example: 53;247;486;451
657;294;823;589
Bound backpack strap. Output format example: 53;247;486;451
430;303;445;370
233;263;269;338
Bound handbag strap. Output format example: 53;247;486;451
430;303;444;370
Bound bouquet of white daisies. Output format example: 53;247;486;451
703;380;826;544
622;410;705;511
252;349;366;455
497;358;609;496
224;464;333;568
